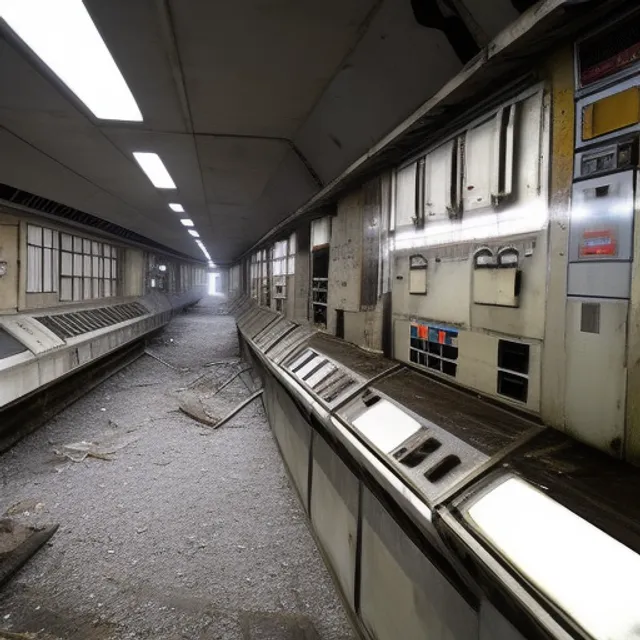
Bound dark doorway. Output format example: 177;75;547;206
311;247;329;327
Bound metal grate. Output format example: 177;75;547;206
285;348;358;403
35;302;148;339
578;20;640;86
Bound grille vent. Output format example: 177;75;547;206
286;348;358;403
578;20;640;86
0;183;195;260
35;302;148;339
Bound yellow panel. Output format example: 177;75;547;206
582;88;640;140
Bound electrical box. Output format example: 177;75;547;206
473;268;520;307
576;79;640;148
568;169;634;298
408;255;428;295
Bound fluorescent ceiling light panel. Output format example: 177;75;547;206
132;152;176;189
0;0;142;121
467;477;640;640
188;230;200;238
169;203;184;213
180;219;194;227
195;240;211;261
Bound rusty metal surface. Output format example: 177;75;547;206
236;305;261;330
268;326;316;365
360;177;381;309
254;317;296;351
242;310;279;340
306;333;395;381
371;369;540;456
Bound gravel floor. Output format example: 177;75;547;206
0;296;356;640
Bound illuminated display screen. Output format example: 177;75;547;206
466;477;640;640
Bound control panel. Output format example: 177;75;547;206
575;138;638;179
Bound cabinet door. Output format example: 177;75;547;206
516;92;544;204
565;298;627;455
464;118;496;213
426;141;454;222
0;224;18;311
395;162;417;227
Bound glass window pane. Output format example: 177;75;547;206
83;277;92;300
52;248;59;292
92;241;100;255
74;236;82;252
61;251;72;276
83;255;91;276
27;225;42;246
27;245;42;292
43;228;53;248
43;248;52;291
93;278;100;298
92;256;99;276
61;234;72;251
104;279;111;297
73;277;82;301
53;232;59;249
83;239;91;253
60;276;72;301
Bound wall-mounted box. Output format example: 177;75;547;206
576;78;640;148
473;267;520;307
409;269;427;295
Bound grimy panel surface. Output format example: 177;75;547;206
0;297;355;640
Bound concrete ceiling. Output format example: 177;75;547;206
0;0;523;263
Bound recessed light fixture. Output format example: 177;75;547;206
132;152;176;189
169;203;184;213
180;219;194;227
188;229;200;238
0;0;143;122
158;264;167;272
195;239;211;261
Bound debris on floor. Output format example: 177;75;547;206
4;501;44;518
50;426;140;463
52;441;113;463
0;519;59;589
0;297;355;640
179;389;264;429
175;354;263;430
144;348;188;372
